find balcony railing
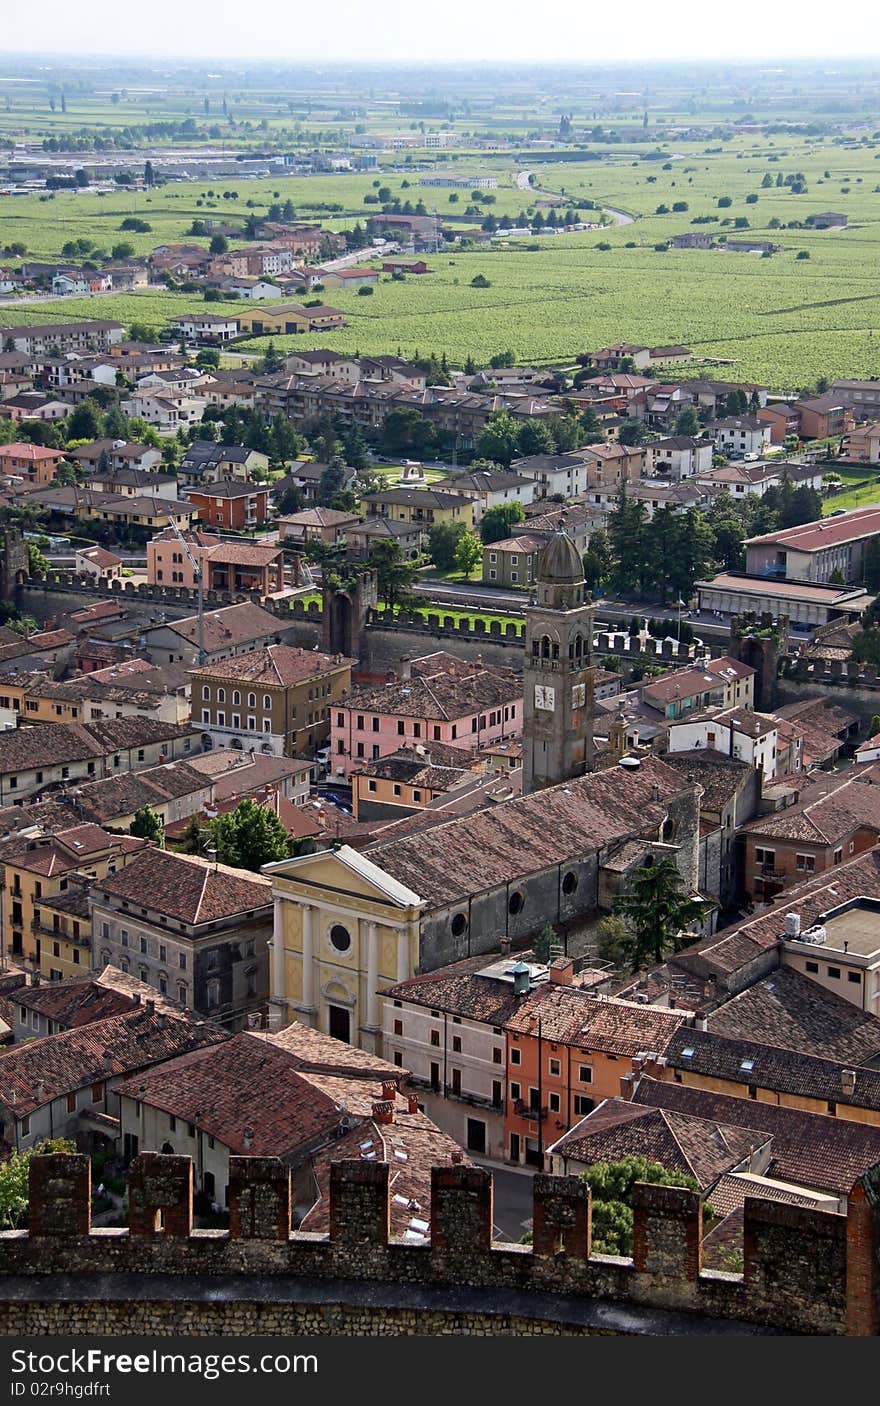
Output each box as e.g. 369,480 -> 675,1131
514,1098 -> 549,1122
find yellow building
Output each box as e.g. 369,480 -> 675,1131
34,875 -> 92,982
360,487 -> 474,532
237,304 -> 346,337
1,824 -> 146,976
264,845 -> 424,1052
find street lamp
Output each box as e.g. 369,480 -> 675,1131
676,597 -> 686,643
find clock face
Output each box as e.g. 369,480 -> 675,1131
534,684 -> 556,711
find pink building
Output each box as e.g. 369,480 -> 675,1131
147,529 -> 220,588
330,651 -> 523,780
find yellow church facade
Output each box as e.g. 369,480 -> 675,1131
263,845 -> 425,1052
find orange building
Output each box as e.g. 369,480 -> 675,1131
0,442 -> 66,485
147,529 -> 220,588
502,967 -> 684,1167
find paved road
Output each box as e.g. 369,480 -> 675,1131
473,1161 -> 536,1242
516,170 -> 533,190
603,207 -> 635,226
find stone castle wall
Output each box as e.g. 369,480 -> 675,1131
1,1152 -> 877,1337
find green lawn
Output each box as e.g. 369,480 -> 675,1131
822,473 -> 880,513
290,591 -> 523,634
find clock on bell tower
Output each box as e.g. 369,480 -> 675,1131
522,521 -> 595,795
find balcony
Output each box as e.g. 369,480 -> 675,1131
513,1098 -> 549,1122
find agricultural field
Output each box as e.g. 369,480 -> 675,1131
3,62 -> 880,391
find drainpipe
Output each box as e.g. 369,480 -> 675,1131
442,1009 -> 448,1101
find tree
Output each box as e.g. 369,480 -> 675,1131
209,234 -> 228,254
674,406 -> 701,437
581,527 -> 613,593
475,411 -> 522,468
480,502 -> 526,544
0,1140 -> 77,1228
130,804 -> 165,848
828,567 -> 846,585
206,798 -> 290,872
66,400 -> 104,441
144,160 -> 154,188
613,857 -> 709,971
111,241 -> 135,260
580,1158 -> 699,1256
453,529 -> 483,578
27,542 -> 49,579
428,520 -> 466,571
864,537 -> 880,593
618,419 -> 649,446
517,419 -> 556,458
608,489 -> 649,596
379,407 -> 437,458
868,715 -> 880,739
260,341 -> 284,374
317,455 -> 348,507
370,538 -> 421,611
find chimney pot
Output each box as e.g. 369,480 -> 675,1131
372,1099 -> 394,1125
243,1126 -> 254,1149
145,998 -> 155,1015
380,1079 -> 397,1100
407,1094 -> 419,1114
451,1150 -> 463,1164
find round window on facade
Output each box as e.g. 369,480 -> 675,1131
329,923 -> 352,953
508,891 -> 524,915
562,871 -> 578,896
450,912 -> 468,937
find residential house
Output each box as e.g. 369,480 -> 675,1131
830,381 -> 880,417
277,507 -> 361,547
120,388 -> 206,433
360,487 -> 474,535
0,823 -> 146,974
503,974 -> 684,1168
512,450 -> 592,501
343,516 -> 422,560
757,403 -> 800,445
146,528 -> 220,589
666,707 -> 780,781
0,321 -> 124,356
643,437 -> 714,480
141,601 -> 286,668
707,417 -> 773,458
351,743 -> 484,823
178,441 -> 270,484
482,533 -> 548,588
51,270 -> 112,296
442,470 -> 535,523
74,545 -> 123,583
315,267 -> 380,290
0,718 -> 199,806
697,460 -> 825,498
840,423 -> 880,465
67,441 -> 163,476
741,775 -> 880,902
0,443 -> 66,485
29,758 -> 212,832
172,314 -> 241,345
192,643 -> 352,758
0,1005 -> 226,1155
329,651 -> 522,781
641,657 -> 756,720
795,395 -> 854,441
12,962 -> 184,1039
184,480 -> 269,531
91,847 -> 273,1028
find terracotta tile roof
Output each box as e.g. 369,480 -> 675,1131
0,1007 -> 226,1118
550,1097 -> 768,1189
13,965 -> 184,1029
369,755 -> 694,907
254,1023 -> 407,1080
743,777 -> 880,848
93,848 -> 271,925
662,750 -> 752,816
506,985 -> 683,1057
185,751 -> 311,798
119,1031 -> 342,1155
707,1173 -> 837,1219
158,602 -> 282,652
381,954 -> 538,1025
706,968 -> 880,1064
204,542 -> 283,569
192,643 -> 350,688
634,1076 -> 880,1194
343,654 -> 520,723
665,1026 -> 880,1112
744,507 -> 880,553
8,825 -> 144,877
29,761 -> 208,829
674,847 -> 880,981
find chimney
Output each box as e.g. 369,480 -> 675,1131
550,957 -> 575,986
102,1054 -> 113,1075
243,1126 -> 254,1150
619,1072 -> 636,1100
372,1099 -> 394,1125
695,1015 -> 708,1032
35,1080 -> 46,1103
407,1094 -> 419,1114
145,998 -> 155,1015
399,656 -> 412,681
450,1150 -> 464,1164
131,992 -> 140,1005
380,1079 -> 397,1101
157,1012 -> 167,1030
842,1069 -> 857,1097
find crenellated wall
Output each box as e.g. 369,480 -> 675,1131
1,1153 -> 877,1337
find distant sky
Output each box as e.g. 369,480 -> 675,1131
2,0 -> 879,65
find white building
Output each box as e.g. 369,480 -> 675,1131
643,436 -> 714,481
667,707 -> 779,780
707,417 -> 773,459
512,451 -> 591,500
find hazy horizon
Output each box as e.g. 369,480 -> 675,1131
2,0 -> 880,66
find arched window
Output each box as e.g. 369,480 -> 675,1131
217,688 -> 226,704
541,635 -> 551,659
552,640 -> 560,660
177,982 -> 188,1004
574,634 -> 583,657
248,692 -> 256,708
263,694 -> 272,711
232,690 -> 241,706
202,685 -> 209,701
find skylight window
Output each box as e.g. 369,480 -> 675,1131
681,1046 -> 695,1058
740,1059 -> 754,1072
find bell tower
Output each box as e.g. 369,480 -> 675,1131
522,523 -> 595,795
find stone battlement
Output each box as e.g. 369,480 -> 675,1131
1,1153 -> 877,1336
